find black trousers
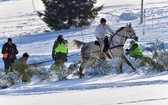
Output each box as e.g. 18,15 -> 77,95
54,52 -> 67,63
103,36 -> 110,52
3,59 -> 15,73
97,36 -> 109,52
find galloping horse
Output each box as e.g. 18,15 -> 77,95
79,23 -> 138,77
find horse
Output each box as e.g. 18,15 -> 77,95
78,23 -> 138,77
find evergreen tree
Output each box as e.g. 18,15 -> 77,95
39,0 -> 103,30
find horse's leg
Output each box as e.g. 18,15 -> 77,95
123,55 -> 136,72
79,56 -> 95,78
79,63 -> 85,78
118,57 -> 123,74
78,57 -> 89,78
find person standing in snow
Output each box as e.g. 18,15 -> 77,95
52,35 -> 68,65
1,38 -> 19,74
95,18 -> 114,52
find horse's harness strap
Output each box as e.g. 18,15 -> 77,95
104,45 -> 124,59
109,45 -> 124,49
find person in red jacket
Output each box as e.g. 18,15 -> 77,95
1,38 -> 19,74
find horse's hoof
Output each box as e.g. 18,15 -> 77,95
79,73 -> 85,78
73,71 -> 85,78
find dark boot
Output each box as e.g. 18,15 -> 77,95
79,72 -> 84,78
79,67 -> 84,78
103,36 -> 109,52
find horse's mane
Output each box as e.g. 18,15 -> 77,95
115,27 -> 125,33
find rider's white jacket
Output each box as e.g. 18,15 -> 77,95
95,24 -> 113,39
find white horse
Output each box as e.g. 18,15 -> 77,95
78,23 -> 138,77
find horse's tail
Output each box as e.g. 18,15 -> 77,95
68,39 -> 86,49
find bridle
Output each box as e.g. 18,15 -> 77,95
110,26 -> 136,42
104,26 -> 137,59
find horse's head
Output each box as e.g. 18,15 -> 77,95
125,23 -> 138,41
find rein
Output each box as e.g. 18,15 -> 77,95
110,27 -> 128,42
109,27 -> 127,48
109,26 -> 136,48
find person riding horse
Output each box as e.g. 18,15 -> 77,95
79,23 -> 138,78
95,18 -> 114,52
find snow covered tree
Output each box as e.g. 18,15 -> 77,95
39,0 -> 103,30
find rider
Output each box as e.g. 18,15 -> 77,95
95,18 -> 114,52
126,40 -> 143,59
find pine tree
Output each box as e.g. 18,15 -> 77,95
39,0 -> 103,30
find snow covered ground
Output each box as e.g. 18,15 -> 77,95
0,0 -> 168,105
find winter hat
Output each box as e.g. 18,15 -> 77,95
57,35 -> 63,41
130,40 -> 135,44
100,18 -> 106,23
8,38 -> 12,42
58,35 -> 63,39
23,52 -> 29,58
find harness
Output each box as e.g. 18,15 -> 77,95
105,45 -> 124,59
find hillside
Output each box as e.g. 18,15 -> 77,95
0,0 -> 168,105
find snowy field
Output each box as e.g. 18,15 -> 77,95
0,0 -> 168,105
